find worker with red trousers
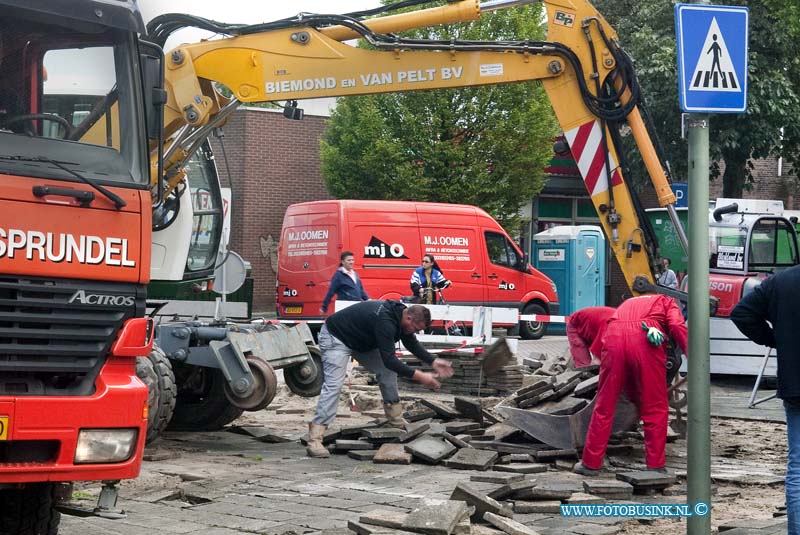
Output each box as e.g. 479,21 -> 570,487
574,294 -> 688,476
566,306 -> 616,368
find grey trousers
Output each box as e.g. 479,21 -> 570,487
312,324 -> 400,426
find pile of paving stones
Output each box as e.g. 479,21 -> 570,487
497,367 -> 600,416
392,349 -> 526,397
322,407 -> 677,535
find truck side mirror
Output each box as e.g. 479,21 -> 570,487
138,40 -> 166,141
138,39 -> 166,203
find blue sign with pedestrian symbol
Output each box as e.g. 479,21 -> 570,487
675,4 -> 748,113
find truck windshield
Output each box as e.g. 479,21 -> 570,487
749,218 -> 799,272
0,16 -> 146,186
709,226 -> 746,271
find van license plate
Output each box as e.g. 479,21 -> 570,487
0,416 -> 8,440
284,306 -> 303,314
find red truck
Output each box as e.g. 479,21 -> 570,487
0,1 -> 161,531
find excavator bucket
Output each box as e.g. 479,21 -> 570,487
497,395 -> 639,450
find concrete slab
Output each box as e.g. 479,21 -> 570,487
470,472 -> 525,485
359,509 -> 408,529
348,450 -> 378,461
484,512 -> 543,535
492,463 -> 548,475
402,499 -> 468,535
442,448 -> 498,471
450,482 -> 513,521
442,431 -> 473,449
373,444 -> 413,465
405,435 -> 457,464
513,500 -> 562,514
399,423 -> 431,443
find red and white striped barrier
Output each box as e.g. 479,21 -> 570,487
518,313 -> 569,324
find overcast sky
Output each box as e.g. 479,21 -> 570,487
139,1 -> 383,51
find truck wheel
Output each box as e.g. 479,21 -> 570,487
0,483 -> 60,534
136,347 -> 177,444
148,346 -> 177,441
519,303 -> 547,340
284,346 -> 324,398
167,365 -> 244,431
135,355 -> 160,443
223,357 -> 278,411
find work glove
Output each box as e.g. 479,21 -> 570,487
641,321 -> 665,346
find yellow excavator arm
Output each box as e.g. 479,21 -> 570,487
149,0 -> 682,292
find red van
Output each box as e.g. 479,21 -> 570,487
277,200 -> 559,339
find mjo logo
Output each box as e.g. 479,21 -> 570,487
363,236 -> 408,259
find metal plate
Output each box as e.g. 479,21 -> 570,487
284,306 -> 303,314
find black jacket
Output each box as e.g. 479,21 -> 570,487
325,300 -> 434,379
731,264 -> 800,399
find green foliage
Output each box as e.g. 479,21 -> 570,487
592,0 -> 800,197
320,3 -> 559,227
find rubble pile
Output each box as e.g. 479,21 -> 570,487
314,394 -> 677,535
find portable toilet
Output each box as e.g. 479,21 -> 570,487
532,226 -> 606,328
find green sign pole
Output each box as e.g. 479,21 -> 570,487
686,112 -> 711,535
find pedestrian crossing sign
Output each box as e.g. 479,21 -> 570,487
675,4 -> 748,113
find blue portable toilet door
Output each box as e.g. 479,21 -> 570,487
575,231 -> 605,309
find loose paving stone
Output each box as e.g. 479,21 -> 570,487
359,509 -> 408,529
445,421 -> 483,434
574,375 -> 600,397
482,409 -> 502,425
563,492 -> 603,504
533,449 -> 578,462
363,428 -> 405,443
453,518 -> 471,535
454,397 -> 484,422
615,471 -> 677,492
339,423 -> 381,438
497,454 -> 534,464
405,408 -> 438,422
582,479 -> 634,496
442,448 -> 499,471
420,399 -> 462,420
334,439 -> 374,452
484,512 -> 543,535
488,479 -> 537,501
492,463 -> 548,475
405,435 -> 457,464
472,526 -> 506,535
399,423 -> 431,443
348,450 -> 378,461
513,500 -> 562,514
227,426 -> 293,443
514,485 -> 572,501
442,431 -> 473,449
373,443 -> 413,465
470,472 -> 525,485
536,397 -> 588,416
717,518 -> 789,531
402,499 -> 469,535
450,482 -> 513,521
483,423 -> 519,441
275,407 -> 306,415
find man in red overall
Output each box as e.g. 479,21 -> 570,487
567,306 -> 616,368
574,294 -> 688,475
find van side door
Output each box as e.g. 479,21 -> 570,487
483,231 -> 527,307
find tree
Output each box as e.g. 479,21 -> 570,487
592,0 -> 800,198
320,3 -> 558,228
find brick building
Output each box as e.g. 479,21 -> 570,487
211,106 -> 796,312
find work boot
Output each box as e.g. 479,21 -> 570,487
383,402 -> 407,429
306,422 -> 330,458
573,461 -> 601,477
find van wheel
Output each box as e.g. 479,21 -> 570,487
519,303 -> 547,340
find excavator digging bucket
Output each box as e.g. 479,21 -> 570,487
497,395 -> 639,450
480,337 -> 514,376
